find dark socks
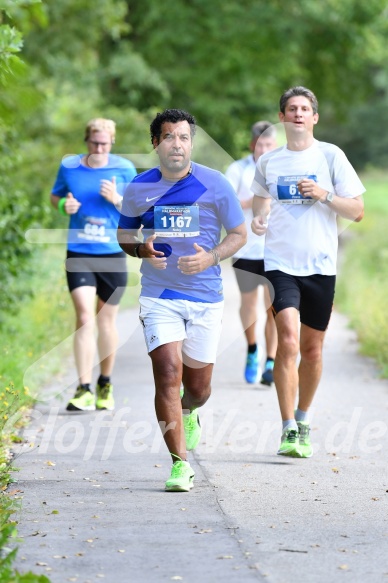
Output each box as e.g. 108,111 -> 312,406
97,374 -> 110,387
248,343 -> 257,354
80,383 -> 91,392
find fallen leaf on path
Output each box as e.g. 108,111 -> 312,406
217,555 -> 233,559
338,565 -> 349,570
7,489 -> 22,496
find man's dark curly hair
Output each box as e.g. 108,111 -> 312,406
150,109 -> 196,144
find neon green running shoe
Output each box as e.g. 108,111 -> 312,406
66,386 -> 95,411
297,421 -> 313,458
277,428 -> 302,457
96,383 -> 115,410
183,409 -> 201,451
165,460 -> 195,492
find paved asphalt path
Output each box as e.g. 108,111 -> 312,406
12,263 -> 388,583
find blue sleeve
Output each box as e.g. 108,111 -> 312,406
216,173 -> 244,229
116,164 -> 137,196
118,181 -> 142,230
51,165 -> 68,197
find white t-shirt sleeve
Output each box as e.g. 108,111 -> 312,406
331,148 -> 365,198
224,161 -> 243,192
251,156 -> 271,198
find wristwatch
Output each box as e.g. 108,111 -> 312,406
133,243 -> 143,258
325,191 -> 334,203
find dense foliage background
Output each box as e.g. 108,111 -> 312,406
1,0 -> 388,315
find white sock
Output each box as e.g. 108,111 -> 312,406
282,419 -> 298,432
295,408 -> 308,423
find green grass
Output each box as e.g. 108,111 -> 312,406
336,169 -> 388,376
0,244 -> 140,580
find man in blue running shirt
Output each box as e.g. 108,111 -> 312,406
118,109 -> 246,492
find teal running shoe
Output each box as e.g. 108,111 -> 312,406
183,409 -> 202,450
297,421 -> 313,458
66,386 -> 95,411
96,382 -> 115,410
245,346 -> 262,383
277,428 -> 302,457
165,460 -> 195,492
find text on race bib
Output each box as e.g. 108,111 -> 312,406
77,216 -> 111,242
154,205 -> 200,237
277,175 -> 317,205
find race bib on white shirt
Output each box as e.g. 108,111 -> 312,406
277,175 -> 317,205
154,205 -> 200,237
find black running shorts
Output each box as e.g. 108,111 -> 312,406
232,258 -> 268,293
265,270 -> 336,331
65,251 -> 128,305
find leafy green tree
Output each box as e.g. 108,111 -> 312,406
124,0 -> 388,159
0,1 -> 46,320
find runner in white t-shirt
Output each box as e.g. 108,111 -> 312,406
225,122 -> 277,386
251,86 -> 365,458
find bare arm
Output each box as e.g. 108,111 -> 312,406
178,222 -> 247,275
325,194 -> 364,222
50,192 -> 81,214
117,226 -> 166,268
251,195 -> 271,236
297,179 -> 364,222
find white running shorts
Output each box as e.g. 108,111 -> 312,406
139,297 -> 224,363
